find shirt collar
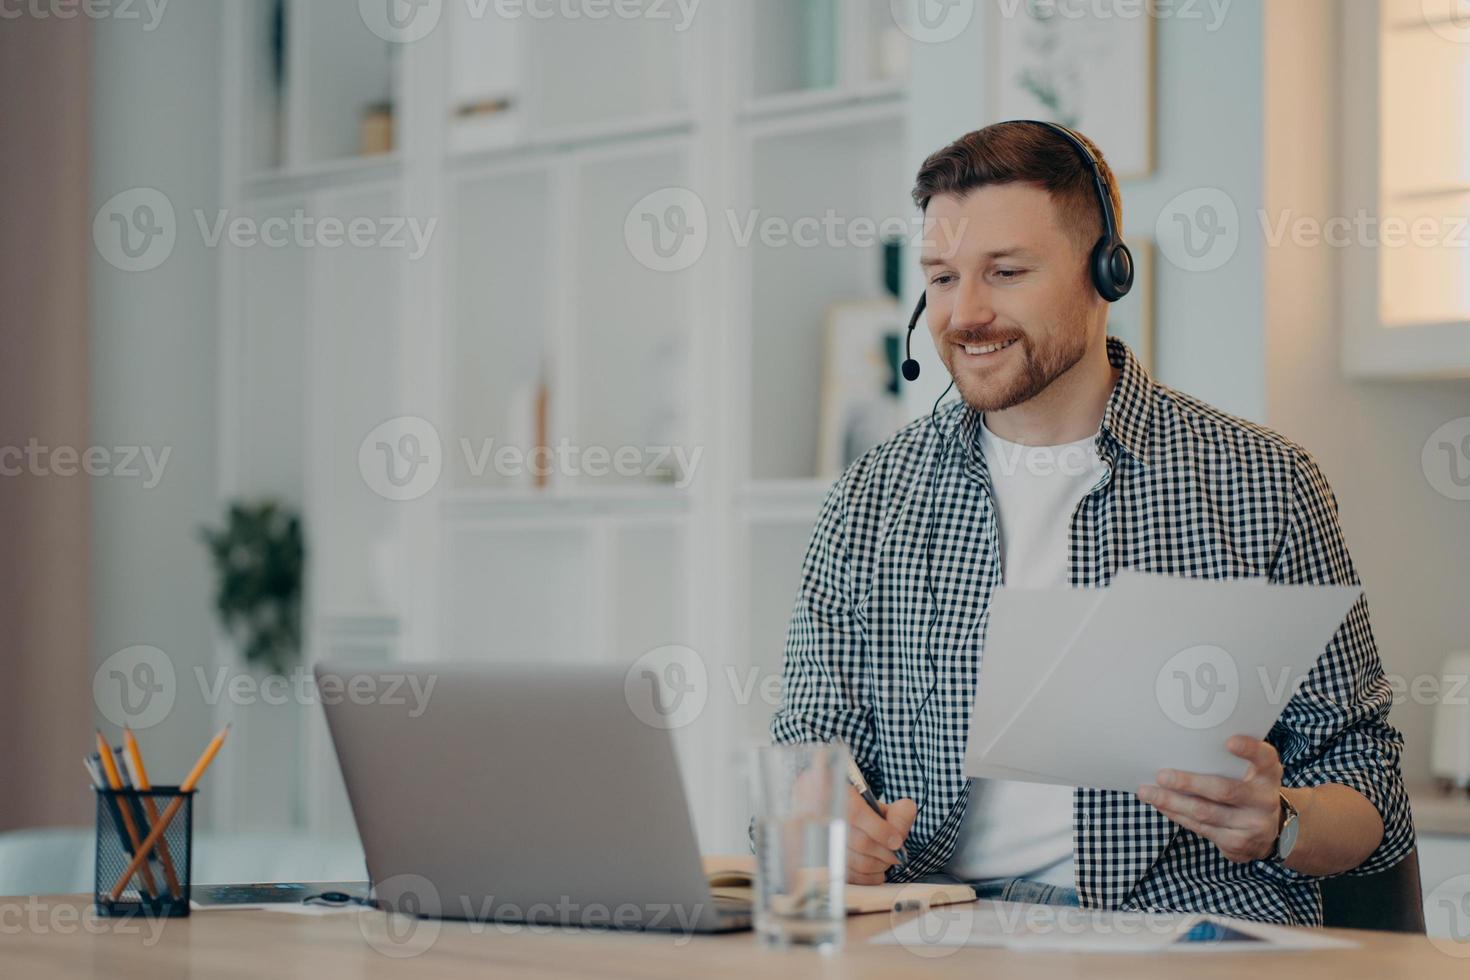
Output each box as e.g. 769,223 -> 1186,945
949,336 -> 1154,468
1099,336 -> 1154,467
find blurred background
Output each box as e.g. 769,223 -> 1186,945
2,0 -> 1470,921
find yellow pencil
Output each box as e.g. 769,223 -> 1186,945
122,728 -> 182,900
95,731 -> 159,900
108,724 -> 229,902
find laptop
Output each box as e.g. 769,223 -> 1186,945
316,661 -> 752,933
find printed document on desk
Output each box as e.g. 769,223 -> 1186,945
872,901 -> 1358,953
965,571 -> 1361,793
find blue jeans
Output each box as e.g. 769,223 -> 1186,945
972,877 -> 1080,907
918,872 -> 1080,907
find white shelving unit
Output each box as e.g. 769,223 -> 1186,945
214,0 -> 913,852
1341,0 -> 1470,378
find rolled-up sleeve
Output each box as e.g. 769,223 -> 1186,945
769,467 -> 884,794
1259,450 -> 1415,880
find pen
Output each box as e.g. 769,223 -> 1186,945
844,755 -> 908,867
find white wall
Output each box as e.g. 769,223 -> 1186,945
90,5 -> 222,788
1263,0 -> 1470,783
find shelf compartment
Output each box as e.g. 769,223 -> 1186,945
529,8 -> 691,134
745,113 -> 910,481
241,0 -> 400,173
564,144 -> 694,490
447,164 -> 555,492
306,183 -> 407,615
744,0 -> 908,104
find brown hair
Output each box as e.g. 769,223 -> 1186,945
911,121 -> 1122,257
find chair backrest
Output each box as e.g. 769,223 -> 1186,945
1319,849 -> 1425,933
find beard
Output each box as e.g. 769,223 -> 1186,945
938,314 -> 1091,414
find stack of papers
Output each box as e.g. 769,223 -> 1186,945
964,571 -> 1361,792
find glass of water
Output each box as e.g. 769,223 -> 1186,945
749,742 -> 848,949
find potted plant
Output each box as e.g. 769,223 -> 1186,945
200,500 -> 304,676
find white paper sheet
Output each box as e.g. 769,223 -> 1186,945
964,585 -> 1106,771
966,571 -> 1361,793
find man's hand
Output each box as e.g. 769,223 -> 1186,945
845,788 -> 916,885
1136,735 -> 1283,864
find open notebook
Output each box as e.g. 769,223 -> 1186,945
701,855 -> 975,915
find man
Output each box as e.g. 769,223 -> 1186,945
770,121 -> 1414,924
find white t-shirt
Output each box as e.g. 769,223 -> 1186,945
943,414 -> 1107,888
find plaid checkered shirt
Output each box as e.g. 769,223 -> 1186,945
770,337 -> 1415,925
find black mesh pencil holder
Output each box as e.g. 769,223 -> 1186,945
94,787 -> 193,918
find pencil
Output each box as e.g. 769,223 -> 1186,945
122,728 -> 183,900
107,724 -> 229,902
95,731 -> 159,900
844,753 -> 909,867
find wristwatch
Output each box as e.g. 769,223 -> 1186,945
1268,791 -> 1300,863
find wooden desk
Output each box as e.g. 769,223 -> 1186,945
6,896 -> 1469,979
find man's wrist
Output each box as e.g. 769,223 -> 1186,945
1255,783 -> 1388,877
1268,790 -> 1301,863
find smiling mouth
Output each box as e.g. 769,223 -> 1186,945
956,337 -> 1020,357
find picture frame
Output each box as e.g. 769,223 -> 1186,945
816,298 -> 908,478
991,0 -> 1156,179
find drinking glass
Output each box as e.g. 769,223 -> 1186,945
749,742 -> 848,948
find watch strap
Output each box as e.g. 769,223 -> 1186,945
1268,791 -> 1298,863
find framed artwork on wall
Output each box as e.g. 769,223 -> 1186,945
817,298 -> 908,478
991,0 -> 1156,179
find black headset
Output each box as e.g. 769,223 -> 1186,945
900,120 -> 1133,382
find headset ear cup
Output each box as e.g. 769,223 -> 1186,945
1110,241 -> 1135,298
1091,238 -> 1134,302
